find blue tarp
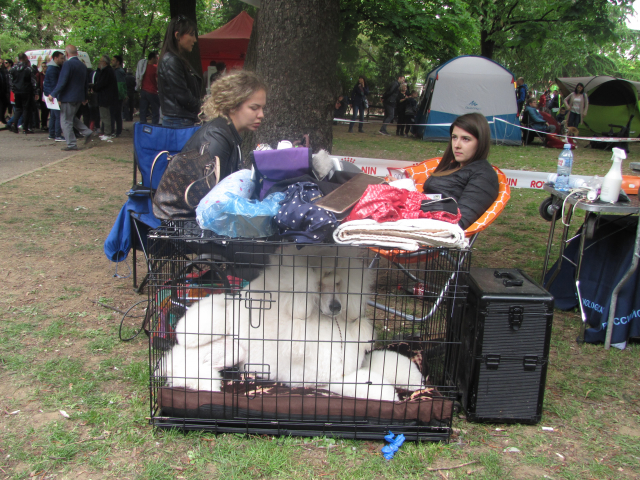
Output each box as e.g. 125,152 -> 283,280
545,215 -> 640,347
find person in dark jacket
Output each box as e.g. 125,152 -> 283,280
158,16 -> 203,127
525,98 -> 556,133
515,77 -> 527,115
48,45 -> 94,151
0,59 -> 11,124
9,53 -> 39,134
423,113 -> 499,230
92,55 -> 118,136
403,90 -> 418,137
43,51 -> 65,140
181,70 -> 265,179
35,60 -> 49,130
395,84 -> 408,136
110,55 -> 126,136
123,69 -> 136,121
348,76 -> 369,133
379,74 -> 404,135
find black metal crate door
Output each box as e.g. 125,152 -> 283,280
146,221 -> 471,441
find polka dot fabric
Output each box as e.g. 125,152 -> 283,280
275,182 -> 338,243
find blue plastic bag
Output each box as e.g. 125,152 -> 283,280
197,176 -> 285,237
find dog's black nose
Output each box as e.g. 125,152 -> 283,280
329,299 -> 342,314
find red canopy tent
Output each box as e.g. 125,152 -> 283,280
199,11 -> 254,73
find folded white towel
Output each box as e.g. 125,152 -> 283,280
333,218 -> 469,251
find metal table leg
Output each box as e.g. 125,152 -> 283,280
541,201 -> 559,284
543,202 -> 574,289
604,217 -> 640,349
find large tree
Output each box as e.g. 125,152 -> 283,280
465,0 -> 633,60
243,0 -> 340,154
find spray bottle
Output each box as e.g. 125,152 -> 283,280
599,148 -> 626,203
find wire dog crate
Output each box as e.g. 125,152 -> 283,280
146,221 -> 470,441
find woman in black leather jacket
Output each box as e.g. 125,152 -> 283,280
158,16 -> 202,127
181,70 -> 266,181
423,113 -> 499,230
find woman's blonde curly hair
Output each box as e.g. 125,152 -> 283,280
201,70 -> 266,122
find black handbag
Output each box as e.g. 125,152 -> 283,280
152,143 -> 220,220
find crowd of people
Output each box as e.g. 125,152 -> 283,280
0,16 -> 240,152
516,76 -> 589,137
0,47 -> 145,149
334,74 -> 419,137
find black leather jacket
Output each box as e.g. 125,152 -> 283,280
423,159 -> 499,230
9,62 -> 37,95
157,51 -> 202,121
181,116 -> 242,181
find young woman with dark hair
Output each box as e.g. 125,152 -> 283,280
423,112 -> 499,229
563,82 -> 588,129
158,16 -> 203,127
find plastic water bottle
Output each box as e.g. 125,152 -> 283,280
600,147 -> 625,203
547,174 -> 586,189
555,144 -> 574,192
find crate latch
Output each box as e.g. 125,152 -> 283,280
508,306 -> 524,330
523,356 -> 538,371
485,354 -> 501,369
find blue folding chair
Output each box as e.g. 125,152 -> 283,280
104,122 -> 201,292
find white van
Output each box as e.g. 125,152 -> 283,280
25,49 -> 93,70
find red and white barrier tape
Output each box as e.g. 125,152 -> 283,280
329,154 -> 606,190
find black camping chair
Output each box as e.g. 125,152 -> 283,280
521,109 -> 549,145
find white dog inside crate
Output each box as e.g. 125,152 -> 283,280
161,244 -> 423,402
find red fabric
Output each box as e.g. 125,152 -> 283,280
538,94 -> 546,109
198,11 -> 253,73
346,185 -> 461,224
141,63 -> 158,94
540,112 -> 576,149
36,72 -> 45,93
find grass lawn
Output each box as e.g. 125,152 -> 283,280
0,128 -> 638,479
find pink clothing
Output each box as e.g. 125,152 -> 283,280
346,184 -> 461,224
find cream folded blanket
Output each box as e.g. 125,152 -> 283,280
333,218 -> 469,251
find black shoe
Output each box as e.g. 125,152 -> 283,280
378,130 -> 390,136
61,146 -> 78,151
11,126 -> 19,134
24,129 -> 34,135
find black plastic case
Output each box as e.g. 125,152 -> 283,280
457,268 -> 554,424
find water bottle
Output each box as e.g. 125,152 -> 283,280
547,174 -> 586,189
555,144 -> 574,192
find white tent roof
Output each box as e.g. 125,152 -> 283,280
428,56 -> 516,117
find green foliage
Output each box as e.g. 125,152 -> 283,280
0,0 -> 230,69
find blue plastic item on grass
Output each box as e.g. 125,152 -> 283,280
381,432 -> 405,460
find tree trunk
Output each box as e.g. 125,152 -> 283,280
169,0 -> 203,84
480,30 -> 495,59
245,0 -> 340,155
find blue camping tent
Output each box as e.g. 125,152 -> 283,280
416,56 -> 522,145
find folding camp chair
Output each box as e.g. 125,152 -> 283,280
104,122 -> 201,292
368,157 -> 511,322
